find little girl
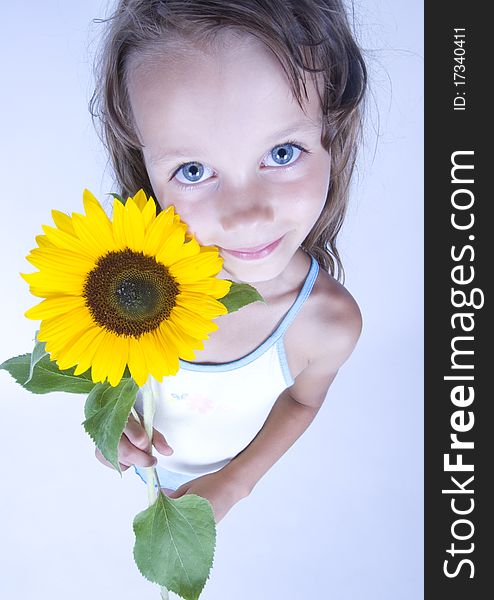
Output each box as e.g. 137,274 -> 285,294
92,0 -> 367,523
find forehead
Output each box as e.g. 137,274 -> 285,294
125,31 -> 323,154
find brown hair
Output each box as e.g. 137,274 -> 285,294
90,0 -> 367,280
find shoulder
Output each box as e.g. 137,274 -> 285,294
284,263 -> 362,406
305,267 -> 363,368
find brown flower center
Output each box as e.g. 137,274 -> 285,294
83,249 -> 179,337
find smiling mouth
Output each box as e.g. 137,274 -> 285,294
220,236 -> 284,261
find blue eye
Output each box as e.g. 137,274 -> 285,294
264,142 -> 303,167
172,141 -> 307,189
175,161 -> 213,184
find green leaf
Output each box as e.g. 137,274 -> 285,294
82,378 -> 139,474
0,353 -> 96,394
25,331 -> 49,385
219,281 -> 264,314
133,493 -> 216,600
109,192 -> 125,205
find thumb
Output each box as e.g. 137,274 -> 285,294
152,427 -> 174,456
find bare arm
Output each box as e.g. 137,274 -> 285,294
221,385 -> 331,495
222,291 -> 362,495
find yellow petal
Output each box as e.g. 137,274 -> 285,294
91,331 -> 127,385
161,204 -> 176,218
25,295 -> 86,320
168,237 -> 201,263
159,319 -> 201,360
36,234 -> 57,248
112,199 -> 128,250
23,285 -> 61,298
82,190 -> 116,246
175,291 -> 228,318
71,213 -> 115,257
52,210 -> 76,235
170,305 -> 219,337
142,208 -> 176,256
39,308 -> 95,352
26,246 -> 95,273
180,277 -> 232,299
127,336 -> 149,387
155,227 -> 186,265
143,330 -> 180,380
123,198 -> 145,251
41,224 -> 99,260
141,196 -> 157,231
107,336 -> 129,387
168,251 -> 223,282
55,326 -> 103,371
150,327 -> 180,376
131,189 -> 148,211
21,270 -> 86,296
73,328 -> 108,377
137,331 -> 173,379
82,189 -> 107,219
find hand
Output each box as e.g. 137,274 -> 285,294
164,470 -> 249,524
95,411 -> 173,471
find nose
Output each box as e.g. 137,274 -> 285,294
218,179 -> 275,233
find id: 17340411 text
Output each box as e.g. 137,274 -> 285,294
453,28 -> 467,111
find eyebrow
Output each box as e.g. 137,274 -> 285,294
149,119 -> 321,163
265,119 -> 322,144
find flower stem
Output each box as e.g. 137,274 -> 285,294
141,385 -> 162,504
141,384 -> 169,599
130,406 -> 141,424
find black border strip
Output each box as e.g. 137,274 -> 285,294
425,2 -> 490,597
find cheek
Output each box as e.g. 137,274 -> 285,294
181,207 -> 210,244
162,196 -> 213,246
285,160 -> 330,221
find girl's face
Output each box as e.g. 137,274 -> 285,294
126,33 -> 331,283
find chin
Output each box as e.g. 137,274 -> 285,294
222,257 -> 288,284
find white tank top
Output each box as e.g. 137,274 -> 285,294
134,254 -> 319,477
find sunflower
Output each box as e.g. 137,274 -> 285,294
22,190 -> 231,387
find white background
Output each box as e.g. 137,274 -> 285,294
0,1 -> 423,598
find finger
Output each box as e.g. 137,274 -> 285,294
95,446 -> 131,471
125,413 -> 174,456
160,488 -> 175,497
119,435 -> 158,467
95,437 -> 156,469
123,412 -> 151,452
152,428 -> 174,456
167,485 -> 187,499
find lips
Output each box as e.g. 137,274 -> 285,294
220,236 -> 284,261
